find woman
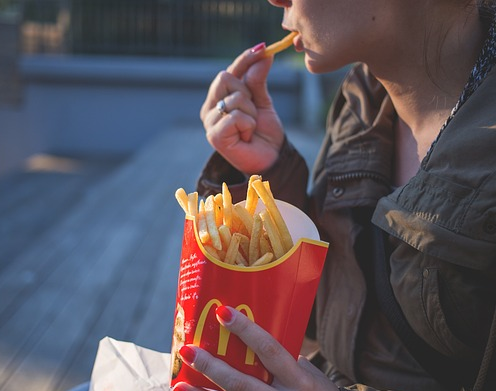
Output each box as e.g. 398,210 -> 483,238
173,0 -> 496,390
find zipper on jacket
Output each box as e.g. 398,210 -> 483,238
328,171 -> 390,187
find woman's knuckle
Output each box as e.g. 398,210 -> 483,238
296,374 -> 315,390
225,376 -> 250,391
256,338 -> 281,359
232,90 -> 246,102
217,70 -> 230,83
193,355 -> 212,375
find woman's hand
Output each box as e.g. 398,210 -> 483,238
200,45 -> 286,175
173,306 -> 339,391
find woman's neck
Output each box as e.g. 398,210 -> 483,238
370,5 -> 487,185
378,9 -> 484,130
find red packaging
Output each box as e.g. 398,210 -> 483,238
170,200 -> 328,390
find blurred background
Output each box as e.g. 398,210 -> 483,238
0,1 -> 345,390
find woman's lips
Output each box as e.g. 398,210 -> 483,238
293,34 -> 304,52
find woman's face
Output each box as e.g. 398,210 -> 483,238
267,0 -> 403,74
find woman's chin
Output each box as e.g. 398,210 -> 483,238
305,55 -> 348,75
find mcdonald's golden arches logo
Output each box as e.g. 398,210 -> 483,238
193,299 -> 255,365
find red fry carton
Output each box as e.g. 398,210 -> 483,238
170,200 -> 329,390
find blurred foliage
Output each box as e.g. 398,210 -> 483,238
0,0 -> 14,10
21,0 -> 287,58
0,0 -> 21,20
23,0 -> 59,23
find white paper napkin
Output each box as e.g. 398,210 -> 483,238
89,337 -> 171,391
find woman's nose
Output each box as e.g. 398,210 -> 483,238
267,0 -> 291,8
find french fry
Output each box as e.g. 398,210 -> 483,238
237,233 -> 250,260
188,192 -> 199,218
205,195 -> 222,250
234,203 -> 254,234
218,225 -> 232,249
232,210 -> 250,237
198,199 -> 209,244
259,209 -> 285,259
249,214 -> 263,264
175,188 -> 189,214
264,31 -> 298,57
260,234 -> 272,255
236,251 -> 248,267
224,232 -> 241,265
217,249 -> 227,262
252,179 -> 293,252
263,181 -> 273,198
222,182 -> 233,228
204,244 -> 220,259
251,252 -> 274,267
175,174 -> 297,267
214,193 -> 223,227
245,174 -> 261,215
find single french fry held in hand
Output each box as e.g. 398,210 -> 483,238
175,175 -> 296,267
264,31 -> 298,57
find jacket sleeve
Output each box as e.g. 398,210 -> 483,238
196,136 -> 310,211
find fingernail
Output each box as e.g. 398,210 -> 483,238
179,345 -> 196,365
173,384 -> 188,391
251,42 -> 266,53
216,305 -> 233,324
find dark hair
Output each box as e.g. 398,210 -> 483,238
422,1 -> 495,91
478,0 -> 496,25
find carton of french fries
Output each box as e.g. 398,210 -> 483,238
170,175 -> 329,390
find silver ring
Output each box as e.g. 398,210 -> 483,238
216,99 -> 227,116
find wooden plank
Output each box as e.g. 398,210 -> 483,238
0,157 -> 126,270
54,197 -> 184,391
0,127 -> 212,391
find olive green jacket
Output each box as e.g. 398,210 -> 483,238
197,63 -> 496,391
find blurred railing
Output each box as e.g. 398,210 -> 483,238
19,0 -> 286,58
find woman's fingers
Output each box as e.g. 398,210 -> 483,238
217,90 -> 258,120
226,44 -> 270,79
204,109 -> 257,145
178,345 -> 273,391
214,306 -> 307,389
203,91 -> 257,131
228,47 -> 273,109
201,75 -> 259,145
176,307 -> 339,391
200,46 -> 272,119
200,70 -> 253,122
